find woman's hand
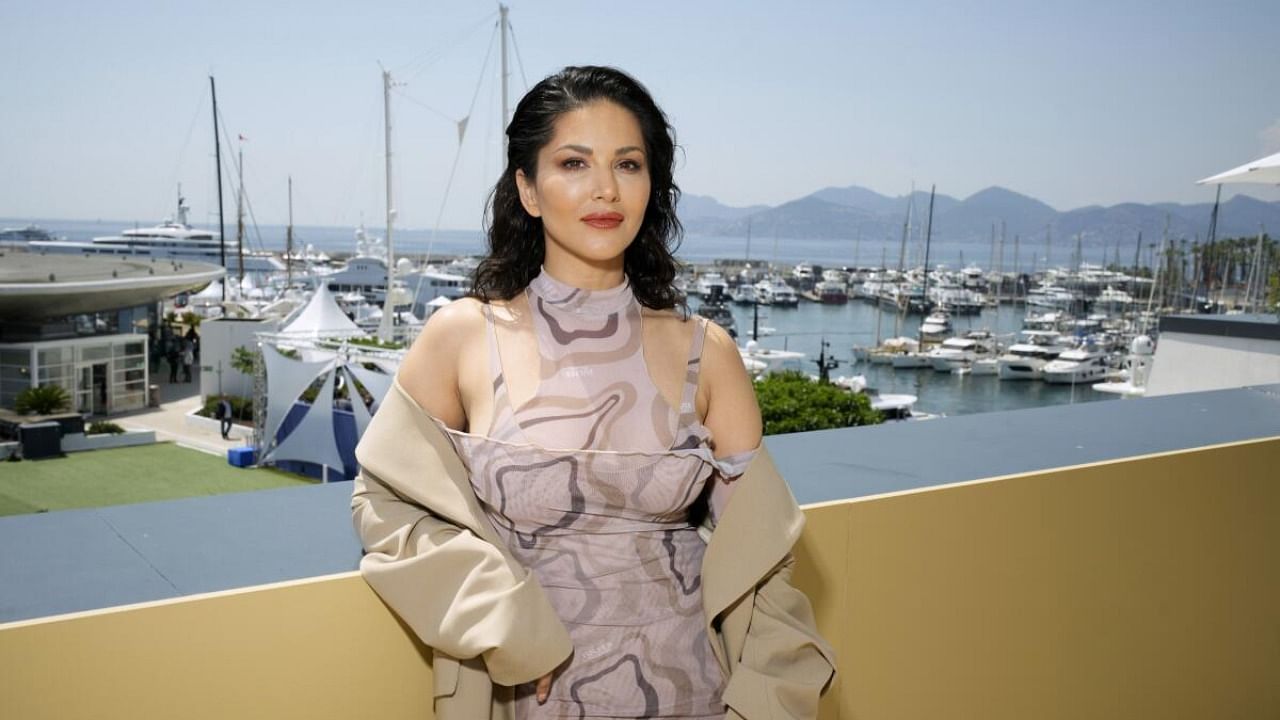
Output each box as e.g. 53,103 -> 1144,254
536,671 -> 553,703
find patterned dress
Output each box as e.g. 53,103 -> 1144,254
436,269 -> 754,719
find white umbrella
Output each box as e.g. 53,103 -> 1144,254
1196,150 -> 1280,185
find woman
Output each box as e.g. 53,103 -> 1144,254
352,66 -> 833,719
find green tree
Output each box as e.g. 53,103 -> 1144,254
753,370 -> 882,435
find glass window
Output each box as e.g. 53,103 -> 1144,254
78,345 -> 112,362
39,348 -> 70,365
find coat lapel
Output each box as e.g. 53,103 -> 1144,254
354,379 -> 506,550
701,446 -> 805,623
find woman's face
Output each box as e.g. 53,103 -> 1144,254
516,100 -> 651,275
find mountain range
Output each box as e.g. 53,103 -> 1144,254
678,185 -> 1280,250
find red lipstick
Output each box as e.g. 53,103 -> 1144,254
581,212 -> 623,229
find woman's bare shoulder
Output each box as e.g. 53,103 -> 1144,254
398,297 -> 487,423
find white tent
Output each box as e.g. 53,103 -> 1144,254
1197,150 -> 1280,185
280,283 -> 363,337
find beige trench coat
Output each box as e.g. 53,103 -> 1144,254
352,380 -> 835,719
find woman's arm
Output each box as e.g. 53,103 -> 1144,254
351,301 -> 572,686
698,320 -> 763,461
698,323 -> 835,718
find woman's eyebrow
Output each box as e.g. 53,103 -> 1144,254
551,144 -> 645,156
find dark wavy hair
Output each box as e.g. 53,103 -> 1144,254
471,65 -> 684,310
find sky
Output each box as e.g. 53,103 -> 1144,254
3,0 -> 1279,232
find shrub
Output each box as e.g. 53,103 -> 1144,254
753,370 -> 883,435
88,421 -> 126,435
200,395 -> 255,421
14,384 -> 71,415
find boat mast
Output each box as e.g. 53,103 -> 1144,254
377,68 -> 397,342
918,185 -> 936,348
236,143 -> 245,288
894,189 -> 913,336
286,176 -> 294,290
210,76 -> 227,301
500,3 -> 510,159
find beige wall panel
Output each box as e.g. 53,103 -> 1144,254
842,438 -> 1280,720
2,439 -> 1276,720
793,501 -> 853,719
0,574 -> 437,720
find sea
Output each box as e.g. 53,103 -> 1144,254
7,217 -> 1119,418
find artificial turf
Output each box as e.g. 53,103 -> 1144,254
0,442 -> 314,516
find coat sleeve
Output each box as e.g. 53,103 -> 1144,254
351,465 -> 573,687
720,553 -> 836,720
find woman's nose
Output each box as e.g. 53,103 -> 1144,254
592,167 -> 620,202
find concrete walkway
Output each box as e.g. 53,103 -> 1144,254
111,373 -> 251,458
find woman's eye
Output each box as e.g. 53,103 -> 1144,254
561,158 -> 586,170
618,159 -> 643,172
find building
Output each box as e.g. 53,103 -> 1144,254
0,249 -> 223,415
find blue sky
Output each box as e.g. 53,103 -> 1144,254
3,0 -> 1278,231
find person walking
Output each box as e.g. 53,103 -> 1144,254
181,341 -> 195,383
167,341 -> 180,383
216,395 -> 233,439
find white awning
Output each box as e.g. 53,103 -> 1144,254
1197,150 -> 1280,185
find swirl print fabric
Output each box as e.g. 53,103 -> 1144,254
437,270 -> 752,719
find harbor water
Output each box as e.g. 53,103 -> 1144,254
704,297 -> 1118,418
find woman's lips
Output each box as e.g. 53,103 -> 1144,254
581,212 -> 623,229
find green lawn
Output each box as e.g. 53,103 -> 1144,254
0,443 -> 315,516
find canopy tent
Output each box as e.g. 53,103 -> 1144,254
279,283 -> 363,337
1197,150 -> 1280,185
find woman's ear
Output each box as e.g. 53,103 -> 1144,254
515,169 -> 541,218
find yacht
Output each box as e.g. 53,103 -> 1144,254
1042,344 -> 1111,385
918,308 -> 952,342
739,339 -> 806,377
0,224 -> 58,244
997,330 -> 1071,380
755,278 -> 799,307
27,195 -> 284,276
1092,286 -> 1136,314
696,288 -> 737,338
729,283 -> 757,305
928,332 -> 996,372
694,272 -> 726,298
1025,285 -> 1078,311
815,279 -> 849,304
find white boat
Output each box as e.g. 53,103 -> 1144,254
739,340 -> 806,377
729,283 -> 757,305
1042,344 -> 1111,384
1092,286 -> 1135,313
890,351 -> 933,369
694,272 -> 726,298
1025,285 -> 1078,310
868,393 -> 938,421
755,278 -> 799,307
918,309 -> 952,341
28,193 -> 284,277
997,330 -> 1070,380
815,279 -> 848,304
865,336 -> 920,364
967,357 -> 1000,375
928,333 -> 995,372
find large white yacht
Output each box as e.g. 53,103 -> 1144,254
928,332 -> 996,372
755,278 -> 799,307
27,195 -> 284,276
997,330 -> 1071,380
1042,344 -> 1112,385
